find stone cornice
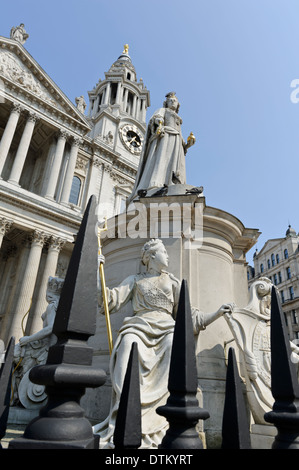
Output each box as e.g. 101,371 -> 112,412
0,181 -> 81,239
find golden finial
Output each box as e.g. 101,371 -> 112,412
123,44 -> 129,54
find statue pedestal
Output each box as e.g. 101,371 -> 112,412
250,424 -> 276,449
82,187 -> 259,447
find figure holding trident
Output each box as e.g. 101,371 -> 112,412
97,217 -> 113,355
94,238 -> 233,448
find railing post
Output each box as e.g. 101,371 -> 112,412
113,342 -> 141,449
156,280 -> 209,449
264,286 -> 299,449
9,196 -> 106,449
221,347 -> 251,449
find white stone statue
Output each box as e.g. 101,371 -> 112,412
10,24 -> 29,45
12,276 -> 63,409
128,92 -> 195,202
93,239 -> 233,448
75,95 -> 87,114
224,277 -> 299,425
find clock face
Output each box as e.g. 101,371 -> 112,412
120,125 -> 144,154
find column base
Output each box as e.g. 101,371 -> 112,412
7,179 -> 21,187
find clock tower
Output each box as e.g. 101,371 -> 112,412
87,45 -> 150,212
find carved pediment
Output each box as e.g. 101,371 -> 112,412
258,238 -> 284,257
0,49 -> 63,109
0,37 -> 90,131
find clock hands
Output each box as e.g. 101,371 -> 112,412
128,135 -> 141,147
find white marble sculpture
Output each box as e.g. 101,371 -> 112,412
224,277 -> 299,425
12,276 -> 63,409
128,92 -> 195,202
93,238 -> 233,448
75,95 -> 87,114
10,24 -> 29,45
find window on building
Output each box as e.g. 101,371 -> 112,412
278,271 -> 282,283
69,176 -> 81,205
284,313 -> 288,326
276,254 -> 280,264
126,92 -> 134,115
289,286 -> 295,300
110,83 -> 118,105
271,254 -> 275,266
98,92 -> 103,111
274,273 -> 278,285
260,263 -> 264,273
286,267 -> 291,279
292,310 -> 298,324
284,248 -> 289,259
267,259 -> 271,269
127,72 -> 131,80
119,197 -> 126,214
281,290 -> 285,303
295,331 -> 299,340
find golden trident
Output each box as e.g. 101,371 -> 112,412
98,217 -> 113,355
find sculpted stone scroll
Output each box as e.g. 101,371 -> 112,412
11,276 -> 63,409
93,239 -> 233,448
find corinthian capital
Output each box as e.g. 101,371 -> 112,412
71,136 -> 83,148
11,102 -> 22,114
30,230 -> 48,247
0,217 -> 13,236
27,112 -> 39,123
48,236 -> 66,252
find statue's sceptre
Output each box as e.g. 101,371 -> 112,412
98,218 -> 113,355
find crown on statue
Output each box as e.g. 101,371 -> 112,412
47,276 -> 64,295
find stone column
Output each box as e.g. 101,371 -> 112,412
0,217 -> 13,249
132,95 -> 137,118
85,156 -> 103,203
0,103 -> 22,177
0,245 -> 20,343
115,82 -> 122,105
9,230 -> 46,342
140,99 -> 146,122
103,82 -> 111,105
8,112 -> 38,186
29,235 -> 66,333
60,137 -> 81,205
44,130 -> 68,200
123,88 -> 128,112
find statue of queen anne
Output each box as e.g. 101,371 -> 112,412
128,92 -> 195,203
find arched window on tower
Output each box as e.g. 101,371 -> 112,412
69,175 -> 82,205
126,92 -> 134,115
110,83 -> 118,105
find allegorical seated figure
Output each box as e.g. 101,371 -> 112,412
12,276 -> 63,409
128,92 -> 195,202
224,276 -> 299,425
93,238 -> 233,448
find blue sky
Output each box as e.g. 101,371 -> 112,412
1,0 -> 299,262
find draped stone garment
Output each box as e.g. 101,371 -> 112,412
129,106 -> 186,202
93,272 -> 205,448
